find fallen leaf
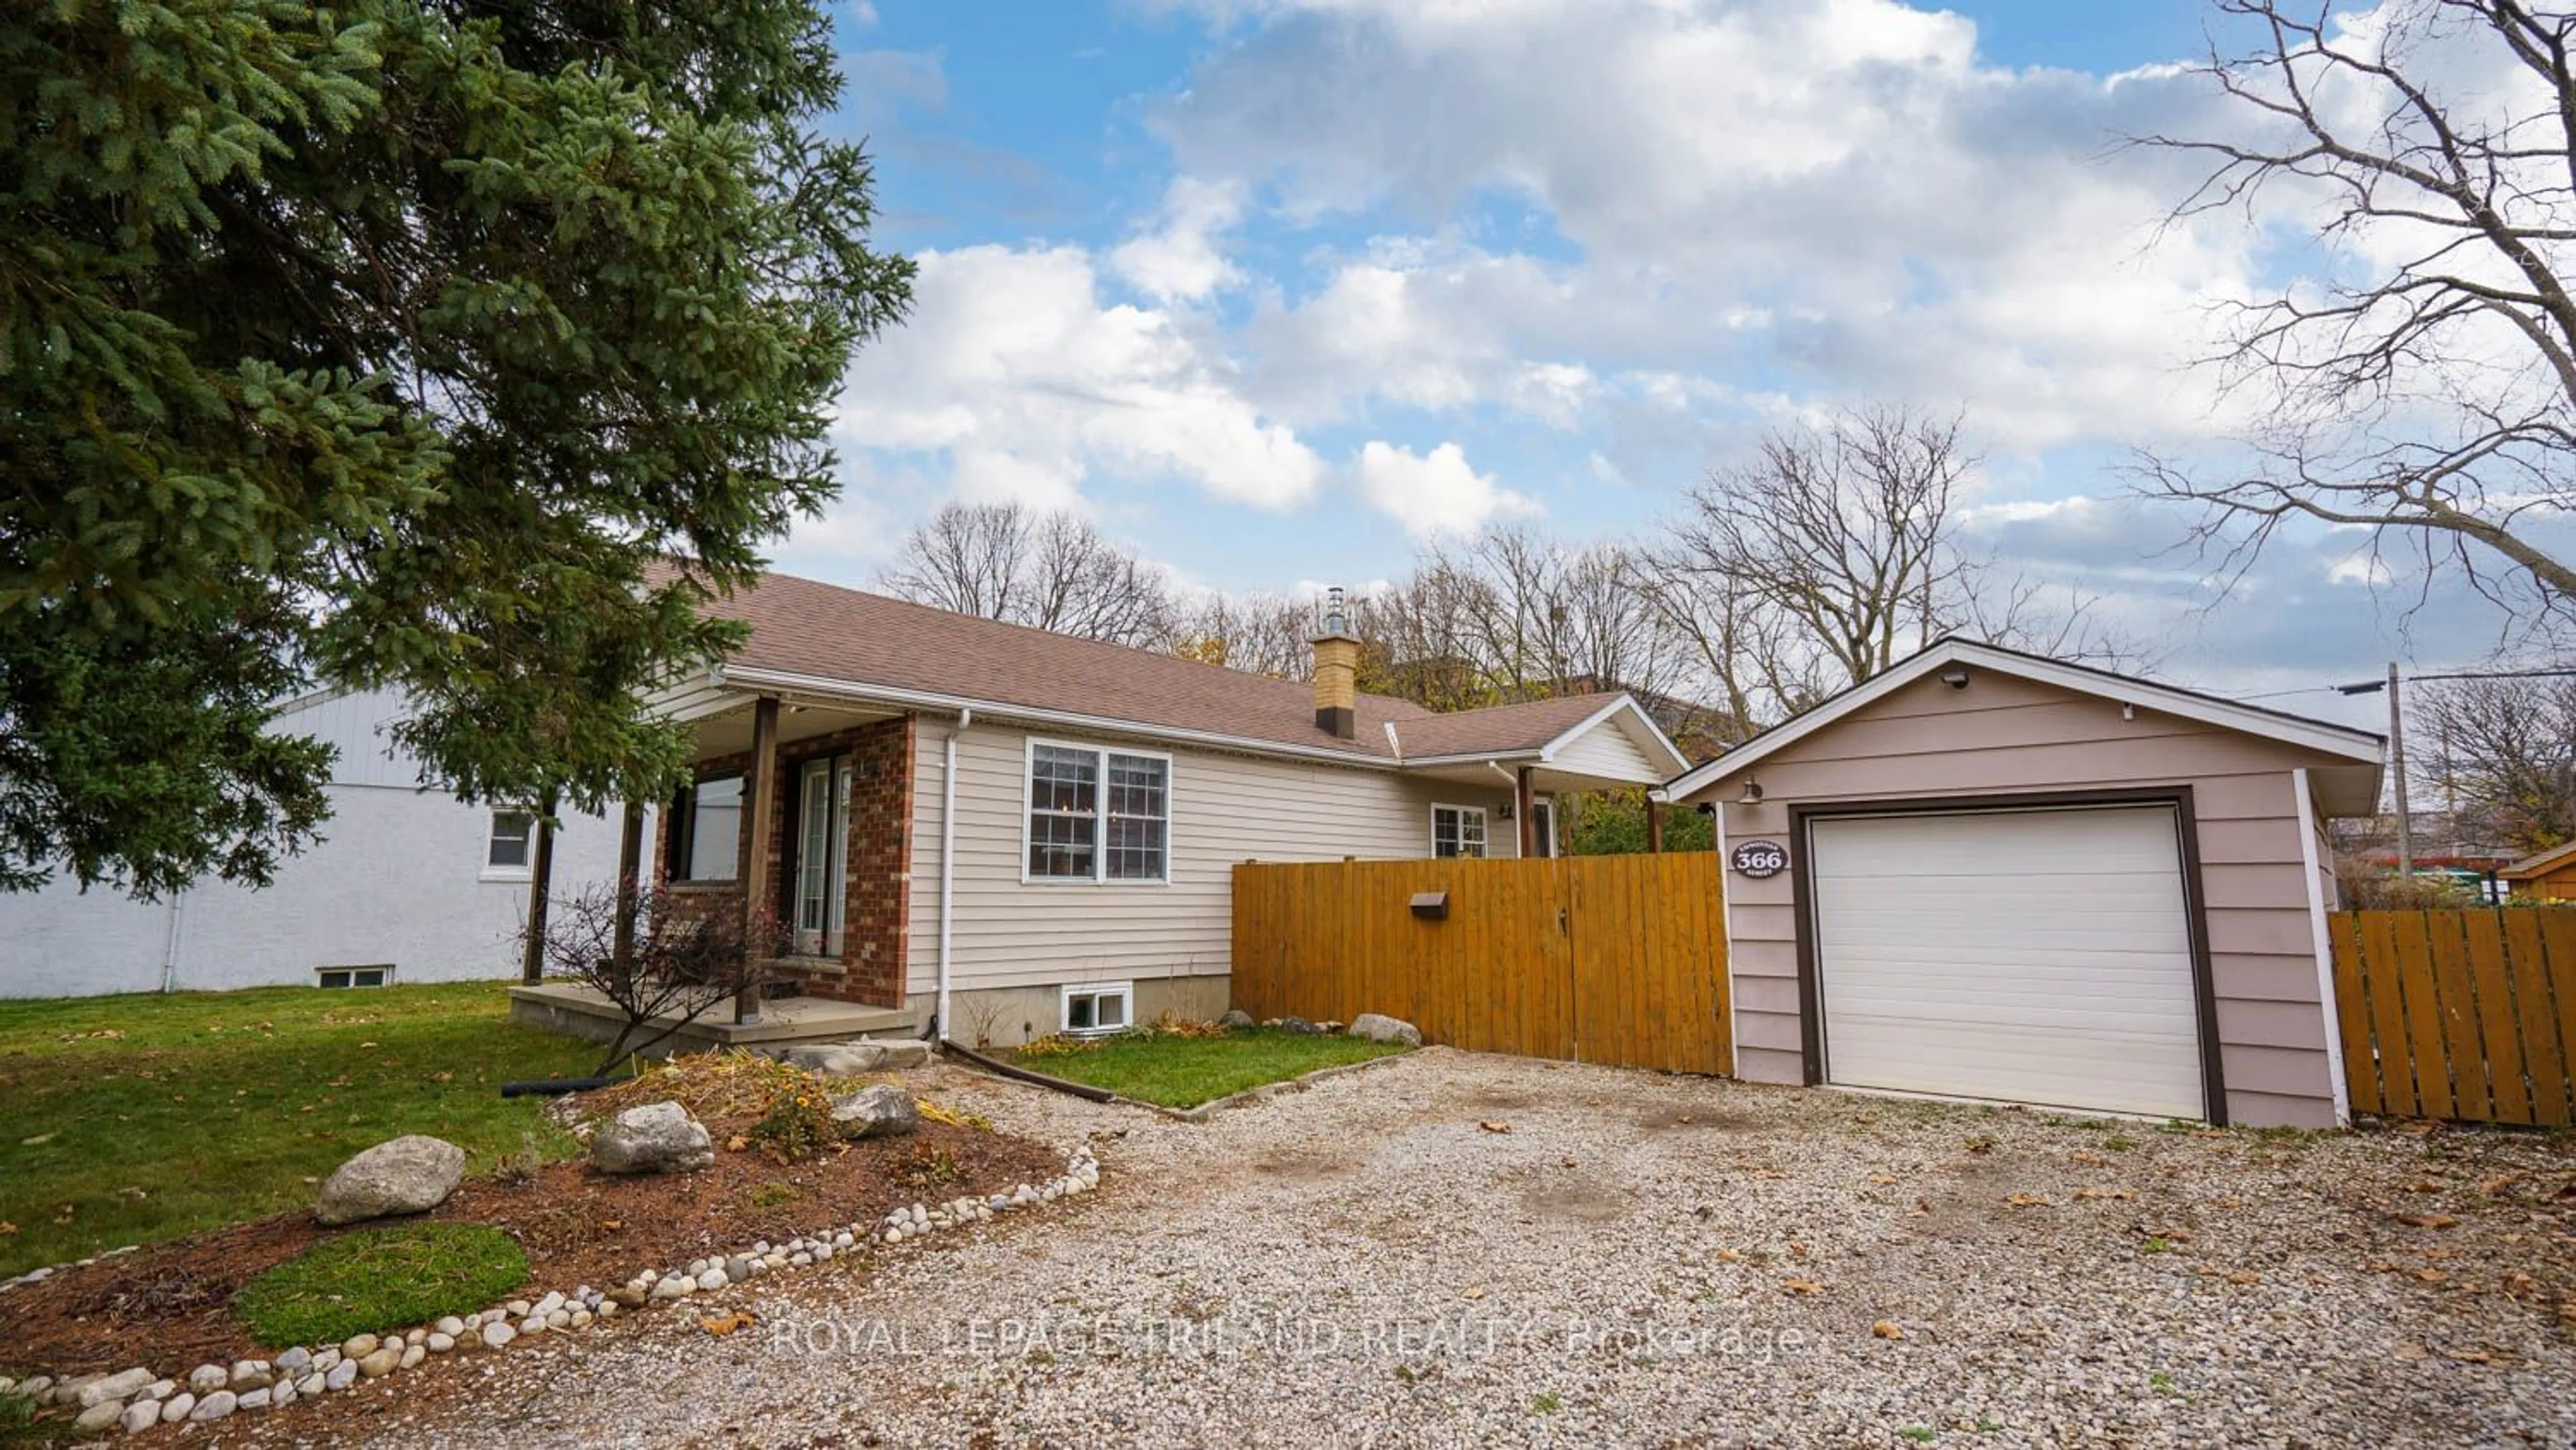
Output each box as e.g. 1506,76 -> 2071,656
1783,1278 -> 1825,1295
1462,1287 -> 1486,1300
2226,1270 -> 2261,1286
2414,1268 -> 2448,1284
698,1311 -> 758,1337
1869,1174 -> 1898,1186
2445,1348 -> 2494,1365
724,1134 -> 751,1153
2006,1193 -> 2051,1208
1748,1168 -> 1784,1180
2072,1188 -> 2135,1201
1676,1114 -> 1694,1125
1871,1319 -> 1904,1340
1788,1241 -> 1809,1257
19,1133 -> 54,1147
1478,1120 -> 1511,1135
2392,1342 -> 2428,1361
1713,1249 -> 1742,1263
2070,1151 -> 2108,1167
2479,1174 -> 2524,1196
0,1223 -> 15,1235
602,1219 -> 625,1232
2395,1213 -> 2460,1229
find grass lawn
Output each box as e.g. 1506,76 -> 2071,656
1012,1027 -> 1410,1108
0,982 -> 596,1279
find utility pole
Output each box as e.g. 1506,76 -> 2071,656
2387,661 -> 2412,876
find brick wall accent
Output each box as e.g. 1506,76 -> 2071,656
664,712 -> 915,1009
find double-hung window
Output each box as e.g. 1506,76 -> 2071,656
1432,804 -> 1489,859
1026,741 -> 1170,883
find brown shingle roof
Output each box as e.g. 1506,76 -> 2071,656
700,571 -> 1440,758
1391,692 -> 1629,759
693,571 -> 1636,763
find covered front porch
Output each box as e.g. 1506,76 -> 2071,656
648,682 -> 921,1025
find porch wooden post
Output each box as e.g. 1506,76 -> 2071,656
1646,798 -> 1666,854
519,792 -> 558,984
1516,766 -> 1538,858
737,696 -> 781,1024
611,800 -> 644,974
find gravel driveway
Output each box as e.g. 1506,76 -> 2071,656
242,1048 -> 2576,1449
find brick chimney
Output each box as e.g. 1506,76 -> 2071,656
1311,586 -> 1360,739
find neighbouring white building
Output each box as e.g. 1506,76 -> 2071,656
0,686 -> 629,998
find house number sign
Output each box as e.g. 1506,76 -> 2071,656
1729,840 -> 1788,879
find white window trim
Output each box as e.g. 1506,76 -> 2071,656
1060,980 -> 1135,1037
1430,802 -> 1491,860
1019,737 -> 1175,886
316,964 -> 394,989
481,809 -> 536,882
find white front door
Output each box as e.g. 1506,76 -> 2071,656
1809,805 -> 2206,1119
794,758 -> 851,957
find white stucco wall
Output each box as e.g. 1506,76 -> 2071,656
0,688 -> 633,998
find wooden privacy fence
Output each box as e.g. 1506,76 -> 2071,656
1230,853 -> 1729,1075
2329,909 -> 2576,1126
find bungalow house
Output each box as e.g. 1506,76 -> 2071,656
517,571 -> 1688,1049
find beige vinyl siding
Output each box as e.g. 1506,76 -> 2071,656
1697,670 -> 2351,1130
908,721 -> 1516,996
1545,714 -> 1665,783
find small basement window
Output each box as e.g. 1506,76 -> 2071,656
1061,981 -> 1134,1037
317,965 -> 393,990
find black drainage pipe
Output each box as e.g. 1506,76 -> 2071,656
938,1039 -> 1117,1104
499,1074 -> 631,1098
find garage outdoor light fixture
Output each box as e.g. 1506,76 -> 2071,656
1739,777 -> 1764,805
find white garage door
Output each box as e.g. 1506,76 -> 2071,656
1810,806 -> 2206,1119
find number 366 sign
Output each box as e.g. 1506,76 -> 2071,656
1729,839 -> 1788,879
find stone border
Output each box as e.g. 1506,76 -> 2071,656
1130,1048 -> 1417,1124
0,1144 -> 1099,1437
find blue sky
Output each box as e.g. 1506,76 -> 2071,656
788,0 -> 2545,733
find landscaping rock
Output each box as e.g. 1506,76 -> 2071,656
1348,1013 -> 1422,1046
229,1359 -> 272,1391
239,1388 -> 272,1410
315,1135 -> 465,1226
120,1400 -> 162,1435
189,1390 -> 236,1422
74,1402 -> 125,1433
76,1367 -> 154,1408
591,1101 -> 714,1174
1219,1008 -> 1256,1029
186,1364 -> 228,1395
159,1394 -> 194,1425
1279,1016 -> 1316,1034
427,1332 -> 455,1354
480,1321 -> 517,1350
357,1347 -> 400,1378
324,1361 -> 358,1392
780,1039 -> 932,1075
275,1346 -> 311,1374
830,1083 -> 920,1139
341,1334 -> 380,1360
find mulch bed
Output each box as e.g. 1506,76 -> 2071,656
3,1110 -> 1064,1380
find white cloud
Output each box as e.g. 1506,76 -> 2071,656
1149,0 -> 2276,452
835,244 -> 1325,513
1354,440 -> 1541,537
1108,177 -> 1248,302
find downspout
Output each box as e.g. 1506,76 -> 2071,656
159,890 -> 189,994
937,707 -> 972,1042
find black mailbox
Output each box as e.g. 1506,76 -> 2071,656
1409,890 -> 1448,921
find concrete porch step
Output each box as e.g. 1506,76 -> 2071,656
509,983 -> 930,1059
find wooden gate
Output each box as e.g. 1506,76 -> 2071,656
2329,909 -> 2576,1125
1229,853 -> 1730,1075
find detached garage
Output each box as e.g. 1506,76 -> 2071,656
1660,640 -> 2384,1129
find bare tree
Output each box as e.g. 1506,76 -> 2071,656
526,886 -> 785,1074
2417,672 -> 2576,853
2135,1 -> 2576,617
1648,406 -> 2133,730
1168,590 -> 1319,679
881,502 -> 1177,646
